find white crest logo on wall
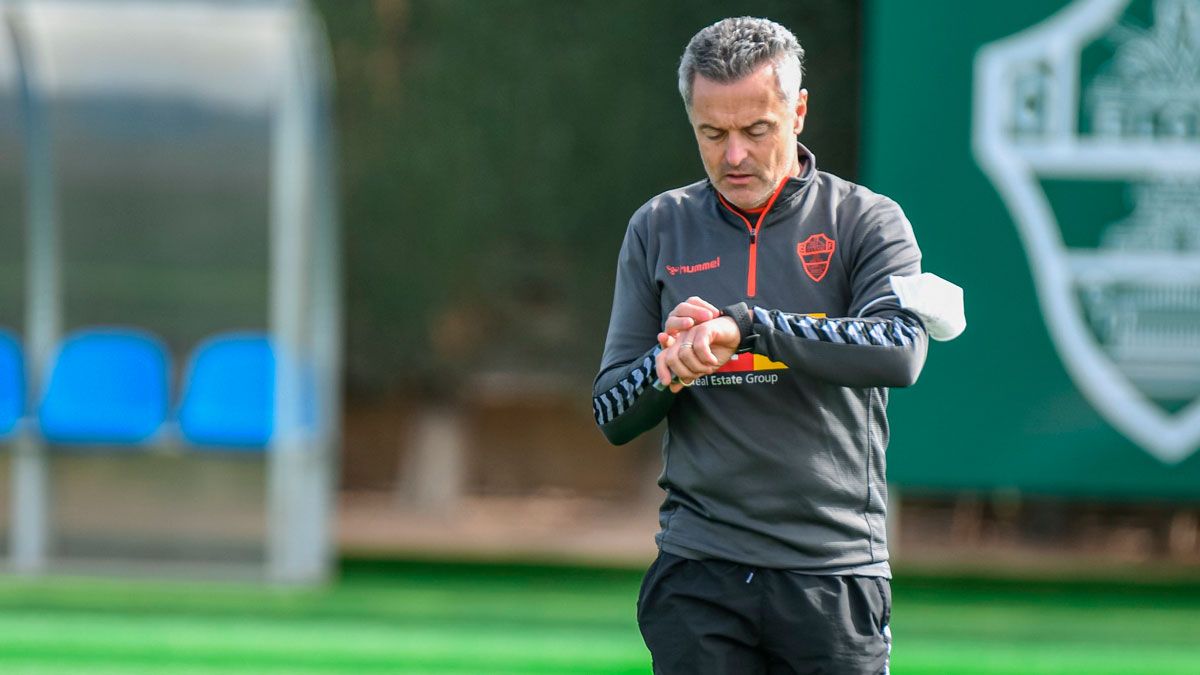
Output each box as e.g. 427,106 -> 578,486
974,0 -> 1200,463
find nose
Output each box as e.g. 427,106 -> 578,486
724,135 -> 748,168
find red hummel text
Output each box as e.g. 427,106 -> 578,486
666,256 -> 721,276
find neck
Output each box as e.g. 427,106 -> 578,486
788,149 -> 804,179
743,156 -> 802,212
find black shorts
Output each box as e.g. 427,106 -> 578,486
637,551 -> 892,675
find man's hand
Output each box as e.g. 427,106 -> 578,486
657,296 -> 722,348
656,316 -> 741,392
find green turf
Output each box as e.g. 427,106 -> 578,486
893,575 -> 1200,675
1,560 -> 1199,674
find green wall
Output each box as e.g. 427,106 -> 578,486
863,0 -> 1200,497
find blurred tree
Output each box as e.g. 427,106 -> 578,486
312,0 -> 861,398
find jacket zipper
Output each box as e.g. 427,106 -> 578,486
717,177 -> 789,298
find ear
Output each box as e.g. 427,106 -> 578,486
793,89 -> 809,135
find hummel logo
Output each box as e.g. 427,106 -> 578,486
666,256 -> 721,276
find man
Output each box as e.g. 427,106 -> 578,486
592,17 -> 927,674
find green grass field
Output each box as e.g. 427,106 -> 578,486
1,560 -> 1199,674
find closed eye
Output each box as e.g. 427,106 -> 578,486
745,122 -> 772,138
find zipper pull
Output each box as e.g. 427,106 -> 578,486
749,232 -> 757,245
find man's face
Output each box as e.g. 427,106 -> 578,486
688,63 -> 807,211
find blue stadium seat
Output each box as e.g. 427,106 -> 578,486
0,330 -> 23,439
178,333 -> 275,449
39,329 -> 170,445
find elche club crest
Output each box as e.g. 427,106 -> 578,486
798,233 -> 836,282
974,0 -> 1200,462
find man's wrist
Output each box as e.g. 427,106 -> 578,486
720,302 -> 753,346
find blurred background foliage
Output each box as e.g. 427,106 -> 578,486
312,0 -> 861,398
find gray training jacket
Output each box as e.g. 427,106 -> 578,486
593,144 -> 927,574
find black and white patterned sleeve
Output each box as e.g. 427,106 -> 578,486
723,301 -> 928,388
592,345 -> 674,445
753,308 -> 922,350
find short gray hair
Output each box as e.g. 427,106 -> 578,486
678,17 -> 805,111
